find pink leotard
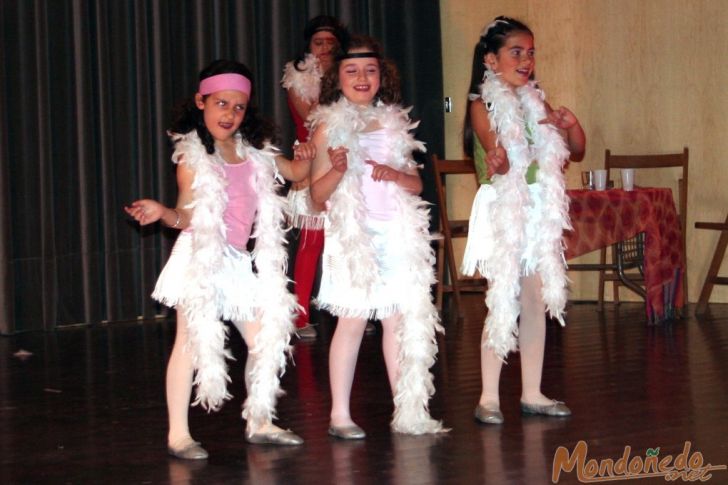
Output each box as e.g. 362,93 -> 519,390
359,129 -> 398,221
223,160 -> 258,249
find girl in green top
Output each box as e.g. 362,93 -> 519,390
461,16 -> 585,425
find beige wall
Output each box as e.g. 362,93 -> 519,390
439,0 -> 728,302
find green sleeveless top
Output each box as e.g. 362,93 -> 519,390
473,132 -> 539,185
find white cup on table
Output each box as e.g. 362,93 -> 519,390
594,169 -> 607,190
621,168 -> 635,191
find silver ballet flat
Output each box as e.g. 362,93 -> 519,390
520,400 -> 572,417
328,424 -> 366,440
168,441 -> 209,460
246,429 -> 304,446
474,404 -> 504,424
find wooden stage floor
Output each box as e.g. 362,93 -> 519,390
1,297 -> 727,484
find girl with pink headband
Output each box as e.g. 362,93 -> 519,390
125,59 -> 315,458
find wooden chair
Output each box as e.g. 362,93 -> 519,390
432,155 -> 487,319
694,212 -> 728,315
599,147 -> 689,306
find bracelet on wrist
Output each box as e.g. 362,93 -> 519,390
168,209 -> 181,229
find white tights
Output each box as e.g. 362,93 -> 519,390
329,314 -> 401,427
166,309 -> 279,448
479,273 -> 554,408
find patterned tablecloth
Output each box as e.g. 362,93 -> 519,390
564,188 -> 685,321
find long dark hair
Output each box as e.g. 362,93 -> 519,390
462,16 -> 533,158
169,59 -> 277,154
318,35 -> 401,106
293,15 -> 349,71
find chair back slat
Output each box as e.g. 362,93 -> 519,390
605,152 -> 687,170
605,147 -> 688,239
433,157 -> 478,175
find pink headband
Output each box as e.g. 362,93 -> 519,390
198,73 -> 251,96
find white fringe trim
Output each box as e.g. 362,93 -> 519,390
153,232 -> 259,323
314,302 -> 398,321
462,185 -> 498,276
285,187 -> 325,230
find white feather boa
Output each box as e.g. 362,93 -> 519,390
308,99 -> 445,434
463,71 -> 572,359
281,53 -> 322,104
168,132 -> 296,433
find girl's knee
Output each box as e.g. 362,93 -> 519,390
233,319 -> 261,348
173,312 -> 190,345
334,318 -> 367,337
379,314 -> 402,337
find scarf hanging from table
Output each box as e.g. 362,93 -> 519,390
308,98 -> 445,434
168,131 -> 296,433
463,70 -> 572,359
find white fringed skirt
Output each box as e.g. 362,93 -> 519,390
285,187 -> 325,230
317,218 -> 408,319
152,231 -> 259,323
462,182 -> 544,278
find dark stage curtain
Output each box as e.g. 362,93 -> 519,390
0,0 -> 443,334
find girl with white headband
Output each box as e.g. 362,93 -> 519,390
461,16 -> 585,425
125,59 -> 314,458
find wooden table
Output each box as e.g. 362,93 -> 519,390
565,188 -> 685,321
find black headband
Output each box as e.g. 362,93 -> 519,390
337,51 -> 380,60
313,26 -> 335,34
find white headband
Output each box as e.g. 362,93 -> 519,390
480,19 -> 509,38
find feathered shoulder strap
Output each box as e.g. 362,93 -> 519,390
168,130 -> 210,169
308,99 -> 425,167
374,103 -> 426,171
308,97 -> 367,145
281,53 -> 322,104
236,138 -> 283,184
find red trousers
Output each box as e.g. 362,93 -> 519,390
292,228 -> 325,328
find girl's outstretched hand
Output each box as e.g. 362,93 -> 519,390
485,146 -> 509,178
365,159 -> 401,183
539,106 -> 578,130
124,199 -> 165,226
293,141 -> 316,161
327,146 -> 348,173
